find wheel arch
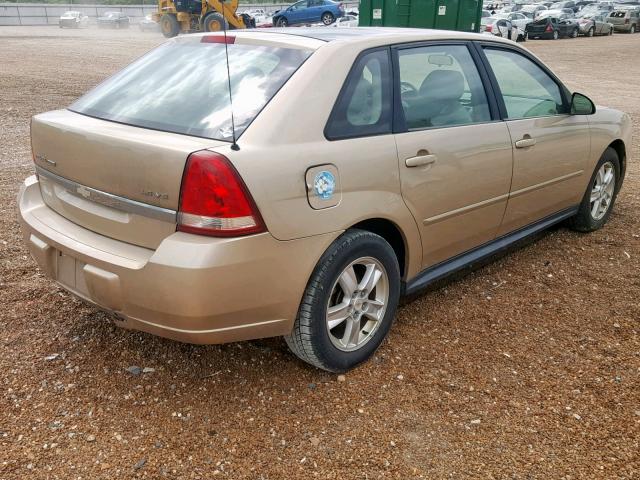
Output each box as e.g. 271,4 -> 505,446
608,139 -> 626,185
349,218 -> 408,279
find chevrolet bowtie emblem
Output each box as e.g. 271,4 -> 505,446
76,186 -> 91,199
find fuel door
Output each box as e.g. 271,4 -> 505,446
305,164 -> 341,210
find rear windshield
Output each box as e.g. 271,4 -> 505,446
70,39 -> 311,141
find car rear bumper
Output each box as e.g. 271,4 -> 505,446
527,31 -> 553,39
18,175 -> 337,344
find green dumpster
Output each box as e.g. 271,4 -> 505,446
359,0 -> 482,33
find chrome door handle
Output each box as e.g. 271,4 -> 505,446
515,137 -> 536,148
405,154 -> 437,168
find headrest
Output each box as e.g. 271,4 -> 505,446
419,70 -> 465,101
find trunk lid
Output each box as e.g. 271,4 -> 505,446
31,109 -> 226,249
527,20 -> 550,33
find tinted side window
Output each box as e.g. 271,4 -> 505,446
483,48 -> 565,119
325,49 -> 392,140
397,44 -> 491,130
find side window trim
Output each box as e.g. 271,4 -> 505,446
324,46 -> 394,141
390,40 -> 502,134
473,41 -> 572,120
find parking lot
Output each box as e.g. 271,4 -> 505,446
1,26 -> 639,479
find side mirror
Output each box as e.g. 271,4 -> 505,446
571,92 -> 596,115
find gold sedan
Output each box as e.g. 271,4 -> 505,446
18,28 -> 631,371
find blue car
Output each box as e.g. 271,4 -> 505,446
273,0 -> 344,27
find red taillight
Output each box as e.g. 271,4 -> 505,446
624,18 -> 630,24
485,24 -> 493,32
201,35 -> 235,44
545,24 -> 553,32
177,150 -> 265,237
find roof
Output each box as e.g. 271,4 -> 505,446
233,27 -> 502,43
183,28 -> 512,51
243,26 -> 493,43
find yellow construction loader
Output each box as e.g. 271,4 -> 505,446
153,0 -> 255,38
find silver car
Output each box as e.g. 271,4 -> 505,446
577,13 -> 614,35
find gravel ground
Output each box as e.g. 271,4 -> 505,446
1,27 -> 639,479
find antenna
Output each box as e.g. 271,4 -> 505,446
221,0 -> 239,151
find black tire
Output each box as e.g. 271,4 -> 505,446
321,11 -> 335,25
609,27 -> 613,36
160,14 -> 180,38
285,229 -> 401,372
276,16 -> 288,27
587,26 -> 594,37
552,29 -> 559,40
630,24 -> 636,34
203,12 -> 227,32
568,147 -> 621,233
571,28 -> 578,38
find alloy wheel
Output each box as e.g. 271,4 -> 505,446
590,161 -> 615,220
326,257 -> 389,352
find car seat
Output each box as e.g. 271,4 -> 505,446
418,70 -> 472,127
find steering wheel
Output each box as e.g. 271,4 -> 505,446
400,81 -> 418,97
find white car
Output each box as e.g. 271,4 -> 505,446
482,17 -> 525,40
332,14 -> 359,27
59,11 -> 89,29
244,9 -> 270,25
493,12 -> 533,31
520,4 -> 548,18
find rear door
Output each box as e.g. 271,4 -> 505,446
393,42 -> 513,268
303,0 -> 319,22
479,44 -> 590,235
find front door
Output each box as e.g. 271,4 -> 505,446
480,45 -> 590,235
287,1 -> 307,23
394,43 -> 514,268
